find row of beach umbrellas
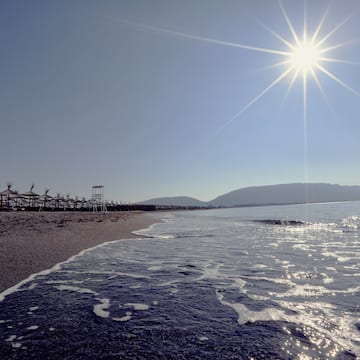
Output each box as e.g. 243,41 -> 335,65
0,184 -> 116,210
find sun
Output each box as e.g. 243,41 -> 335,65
125,1 -> 359,122
124,1 -> 359,185
288,40 -> 322,75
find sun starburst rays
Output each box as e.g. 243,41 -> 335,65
224,1 -> 360,127
124,1 -> 358,117
250,2 -> 359,183
124,1 -> 359,145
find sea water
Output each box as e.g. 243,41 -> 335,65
0,202 -> 359,359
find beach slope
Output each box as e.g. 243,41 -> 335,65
0,211 -> 156,292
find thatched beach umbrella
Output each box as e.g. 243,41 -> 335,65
0,183 -> 18,209
40,189 -> 52,209
73,196 -> 83,210
80,196 -> 87,210
22,184 -> 40,208
64,194 -> 75,210
12,189 -> 23,208
54,193 -> 65,209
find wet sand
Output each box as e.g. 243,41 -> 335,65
0,211 -> 157,292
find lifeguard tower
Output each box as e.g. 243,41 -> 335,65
91,185 -> 107,212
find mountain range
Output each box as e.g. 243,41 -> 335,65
139,183 -> 360,207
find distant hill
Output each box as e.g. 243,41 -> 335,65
209,183 -> 360,207
139,184 -> 360,208
138,196 -> 208,207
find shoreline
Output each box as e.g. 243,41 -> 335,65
0,211 -> 158,293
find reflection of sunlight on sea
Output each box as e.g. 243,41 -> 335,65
141,205 -> 360,356
144,233 -> 354,353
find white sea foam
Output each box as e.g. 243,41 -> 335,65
192,263 -> 222,282
325,266 -> 337,271
251,264 -> 268,269
84,270 -> 151,279
344,264 -> 360,270
249,293 -> 268,301
132,220 -> 175,240
93,298 -> 110,318
321,273 -> 334,284
6,335 -> 22,349
199,336 -> 208,341
113,312 -> 132,322
216,289 -> 288,324
157,279 -> 182,287
241,275 -> 293,287
270,283 -> 333,298
269,242 -> 279,247
45,279 -> 85,285
147,266 -> 162,271
56,285 -> 97,295
27,325 -> 39,330
6,335 -> 17,342
129,284 -> 142,289
337,256 -> 354,262
230,277 -> 248,295
131,219 -> 166,237
293,243 -> 314,251
124,303 -> 149,311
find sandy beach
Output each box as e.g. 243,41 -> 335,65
0,211 -> 157,292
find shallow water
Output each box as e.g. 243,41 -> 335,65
1,202 -> 360,359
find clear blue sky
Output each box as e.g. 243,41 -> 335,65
1,0 -> 359,202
